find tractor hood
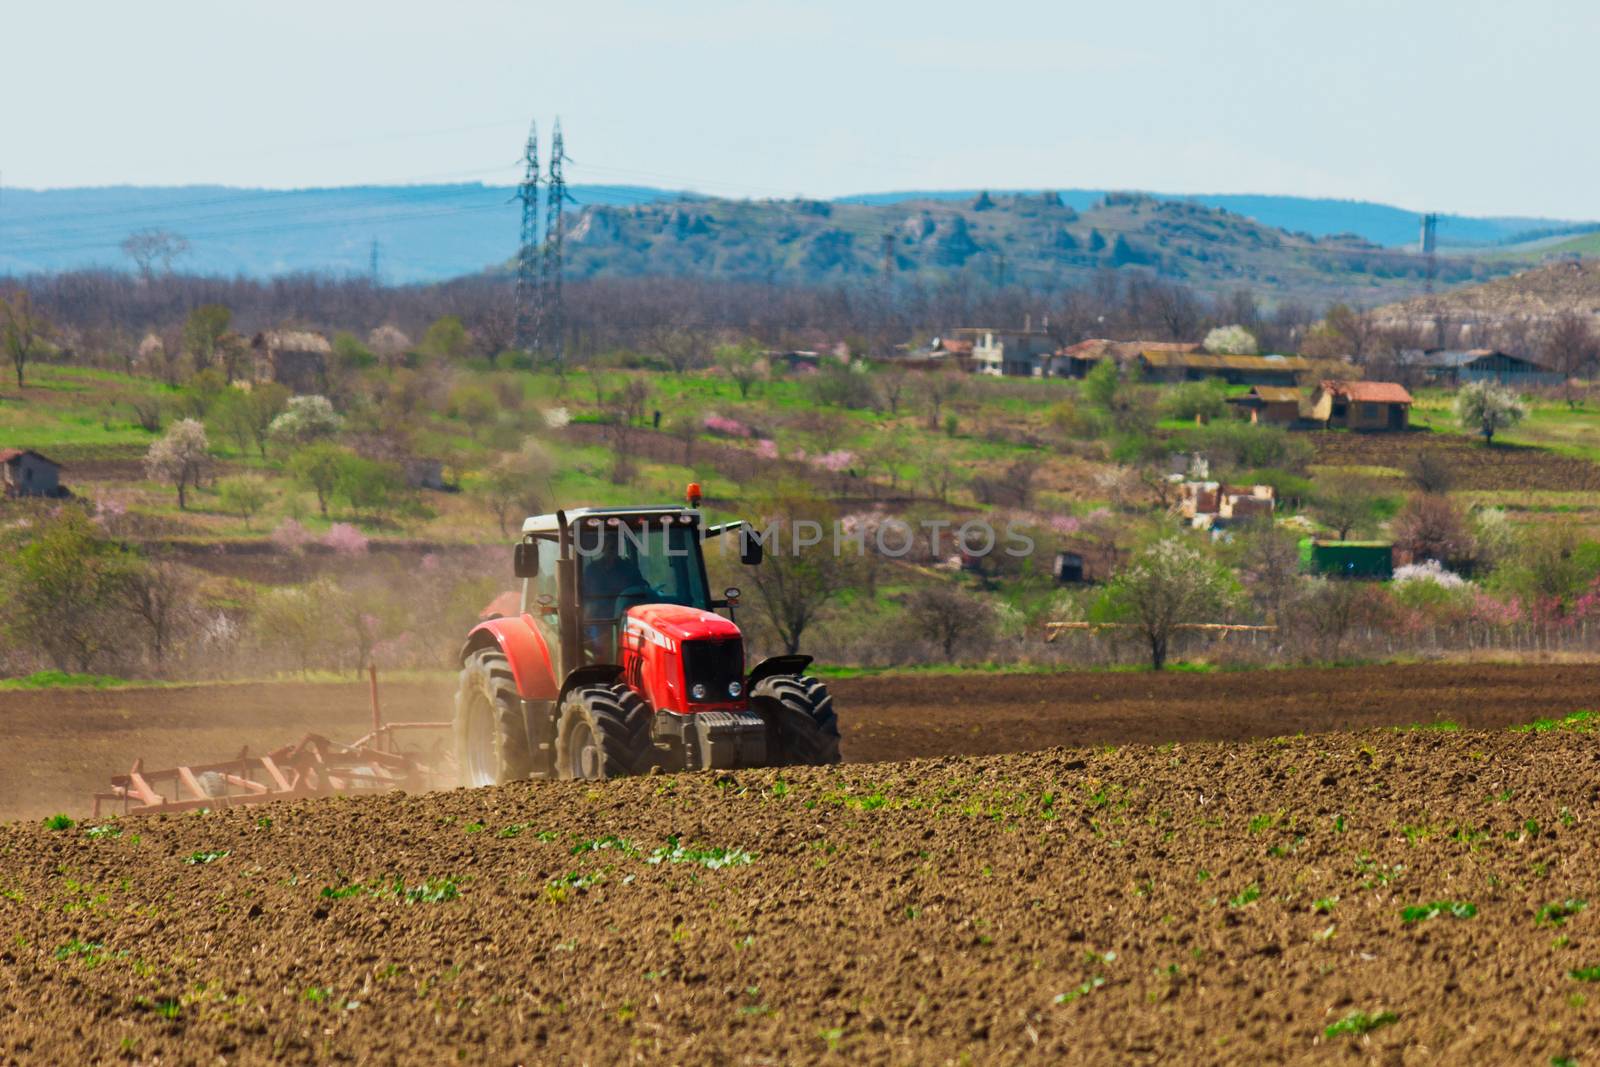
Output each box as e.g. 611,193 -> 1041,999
624,603 -> 740,650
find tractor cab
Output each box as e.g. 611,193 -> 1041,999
454,485 -> 835,785
512,493 -> 761,679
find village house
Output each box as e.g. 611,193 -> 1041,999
1226,385 -> 1303,427
1135,350 -> 1310,387
251,330 -> 332,394
1178,481 -> 1275,530
1402,348 -> 1563,389
958,323 -> 1058,377
1311,380 -> 1413,430
0,448 -> 66,498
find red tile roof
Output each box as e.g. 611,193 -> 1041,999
1320,380 -> 1413,404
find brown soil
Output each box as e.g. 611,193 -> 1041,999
1312,429 -> 1600,490
5,662 -> 1598,824
4,724 -> 1598,1063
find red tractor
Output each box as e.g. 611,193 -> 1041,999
453,486 -> 840,783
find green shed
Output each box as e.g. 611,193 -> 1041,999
1299,539 -> 1394,580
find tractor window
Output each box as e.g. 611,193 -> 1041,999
578,520 -> 709,621
528,537 -> 559,606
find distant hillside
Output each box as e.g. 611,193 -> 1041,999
0,184 -> 676,283
565,190 -> 1516,304
836,190 -> 1593,249
0,183 -> 1572,300
1375,259 -> 1600,324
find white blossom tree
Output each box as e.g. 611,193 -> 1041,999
1202,324 -> 1259,355
267,394 -> 342,448
1454,380 -> 1526,445
1095,538 -> 1236,670
143,418 -> 210,509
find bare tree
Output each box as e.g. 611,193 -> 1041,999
743,508 -> 856,655
120,229 -> 190,280
1313,473 -> 1376,541
1392,494 -> 1473,565
122,559 -> 194,669
0,289 -> 50,389
715,339 -> 767,398
1541,311 -> 1599,406
481,441 -> 552,536
905,583 -> 997,660
1405,448 -> 1456,494
600,377 -> 652,483
916,365 -> 959,431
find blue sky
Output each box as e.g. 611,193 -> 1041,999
3,0 -> 1593,217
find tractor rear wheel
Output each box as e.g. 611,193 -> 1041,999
752,675 -> 840,766
454,648 -> 533,787
555,684 -> 654,780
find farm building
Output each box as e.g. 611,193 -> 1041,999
1402,348 -> 1562,389
1226,385 -> 1303,426
1300,539 -> 1394,580
1310,380 -> 1412,430
960,325 -> 1059,377
0,448 -> 65,498
251,330 -> 332,394
1135,351 -> 1309,387
1055,339 -> 1200,379
1178,481 -> 1275,529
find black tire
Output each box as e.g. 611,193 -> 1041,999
454,649 -> 532,787
556,684 -> 655,780
752,675 -> 840,766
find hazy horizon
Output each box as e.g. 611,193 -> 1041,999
4,1 -> 1598,219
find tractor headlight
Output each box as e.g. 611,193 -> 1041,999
691,683 -> 708,700
727,681 -> 743,698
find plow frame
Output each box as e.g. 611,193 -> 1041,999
92,667 -> 453,817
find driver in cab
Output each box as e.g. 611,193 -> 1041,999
580,532 -> 654,660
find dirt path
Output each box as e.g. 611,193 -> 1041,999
4,663 -> 1597,821
2,726 -> 1596,1062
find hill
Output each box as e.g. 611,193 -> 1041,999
838,190 -> 1591,250
1375,258 -> 1600,324
2,184 -> 1587,293
566,190 -> 1512,303
0,183 -> 675,283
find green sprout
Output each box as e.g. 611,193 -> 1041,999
1324,1010 -> 1397,1038
1400,901 -> 1476,924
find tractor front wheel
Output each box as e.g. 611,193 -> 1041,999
454,648 -> 533,787
556,684 -> 655,779
752,675 -> 841,766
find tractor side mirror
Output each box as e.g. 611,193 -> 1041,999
739,531 -> 764,566
513,542 -> 540,578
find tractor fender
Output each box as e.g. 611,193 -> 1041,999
558,664 -> 625,708
747,654 -> 814,689
460,616 -> 558,701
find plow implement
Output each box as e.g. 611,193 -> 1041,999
92,668 -> 453,817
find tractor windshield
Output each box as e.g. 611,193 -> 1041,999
578,519 -> 709,622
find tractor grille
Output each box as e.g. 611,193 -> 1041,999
681,638 -> 744,703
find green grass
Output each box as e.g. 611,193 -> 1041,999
1513,711 -> 1596,734
0,670 -> 131,691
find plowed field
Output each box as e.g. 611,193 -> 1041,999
4,725 -> 1599,1063
5,662 -> 1599,822
1311,429 -> 1600,490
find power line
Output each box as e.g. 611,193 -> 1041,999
513,120 -> 542,352
541,118 -> 568,366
